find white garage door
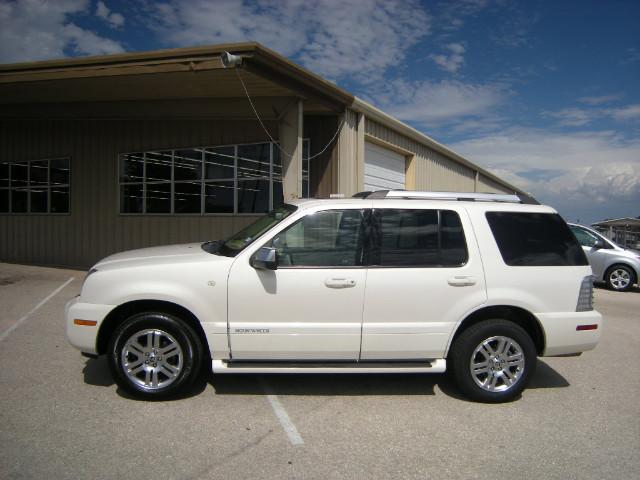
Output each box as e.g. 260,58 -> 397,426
364,142 -> 406,191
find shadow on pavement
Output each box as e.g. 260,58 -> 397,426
528,359 -> 570,389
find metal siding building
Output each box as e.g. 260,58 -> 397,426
0,42 -> 524,268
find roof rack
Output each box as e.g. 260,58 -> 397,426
353,190 -> 540,205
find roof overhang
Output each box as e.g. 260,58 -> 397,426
0,42 -> 353,113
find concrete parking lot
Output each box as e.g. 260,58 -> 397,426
1,262 -> 638,480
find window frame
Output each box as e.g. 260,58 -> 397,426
0,157 -> 71,215
118,140 -> 311,216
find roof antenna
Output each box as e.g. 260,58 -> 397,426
221,51 -> 243,68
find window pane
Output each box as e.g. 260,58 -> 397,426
146,183 -> 171,213
146,151 -> 172,182
440,210 -> 468,266
0,189 -> 8,212
121,184 -> 143,213
30,188 -> 48,213
174,149 -> 202,182
11,188 -> 28,212
271,209 -> 363,267
238,143 -> 270,178
0,163 -> 8,187
205,181 -> 234,213
30,160 -> 48,186
51,187 -> 69,213
273,146 -> 282,179
569,226 -> 598,248
205,146 -> 234,179
10,163 -> 28,187
374,209 -> 439,266
120,153 -> 144,182
486,212 -> 588,266
50,158 -> 70,185
237,179 -> 269,213
174,181 -> 201,214
272,180 -> 283,209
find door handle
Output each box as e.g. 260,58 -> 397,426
447,276 -> 477,287
325,277 -> 356,288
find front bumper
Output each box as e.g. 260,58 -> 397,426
538,310 -> 603,356
65,296 -> 116,355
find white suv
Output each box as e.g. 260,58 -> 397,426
66,191 -> 602,403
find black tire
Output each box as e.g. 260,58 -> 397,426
449,319 -> 537,403
108,312 -> 203,399
605,264 -> 636,292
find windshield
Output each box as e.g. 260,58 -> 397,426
215,204 -> 297,257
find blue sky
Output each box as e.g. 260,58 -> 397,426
1,0 -> 638,224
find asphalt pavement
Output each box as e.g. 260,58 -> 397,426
0,262 -> 638,479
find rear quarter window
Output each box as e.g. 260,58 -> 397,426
486,212 -> 588,266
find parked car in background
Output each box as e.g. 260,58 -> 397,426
569,223 -> 640,292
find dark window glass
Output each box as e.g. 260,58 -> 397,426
0,163 -> 8,187
146,151 -> 172,182
272,180 -> 283,210
273,146 -> 282,179
237,179 -> 269,213
51,187 -> 69,213
174,181 -> 201,214
486,212 -> 588,266
11,188 -> 28,212
440,210 -> 467,265
569,225 -> 599,248
372,209 -> 467,267
146,183 -> 171,213
121,184 -> 143,213
120,153 -> 144,182
238,143 -> 270,178
30,188 -> 48,213
270,209 -> 364,267
30,160 -> 48,186
10,163 -> 28,187
50,158 -> 70,185
174,149 -> 202,181
0,190 -> 8,212
205,146 -> 234,179
205,182 -> 234,213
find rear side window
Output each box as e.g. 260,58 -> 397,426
370,209 -> 468,267
486,212 -> 588,266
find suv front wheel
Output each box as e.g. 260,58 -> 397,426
450,320 -> 537,403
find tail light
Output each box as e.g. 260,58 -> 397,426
576,275 -> 595,312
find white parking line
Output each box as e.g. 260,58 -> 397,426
260,377 -> 304,446
0,277 -> 74,343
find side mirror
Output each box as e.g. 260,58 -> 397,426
593,239 -> 605,249
250,247 -> 278,270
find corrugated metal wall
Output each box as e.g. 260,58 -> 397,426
0,117 -> 278,268
364,118 -> 512,194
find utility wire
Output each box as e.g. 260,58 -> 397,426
235,67 -> 346,161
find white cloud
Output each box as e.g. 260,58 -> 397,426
374,78 -> 508,126
608,104 -> 640,121
429,42 -> 465,73
96,1 -> 125,29
545,103 -> 640,126
578,94 -> 623,106
147,0 -> 430,82
451,128 -> 640,221
0,0 -> 124,63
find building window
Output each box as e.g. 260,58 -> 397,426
119,140 -> 310,215
0,158 -> 70,214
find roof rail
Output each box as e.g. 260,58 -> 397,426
352,190 -> 539,204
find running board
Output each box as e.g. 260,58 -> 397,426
211,359 -> 446,374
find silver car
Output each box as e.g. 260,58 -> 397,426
569,223 -> 640,292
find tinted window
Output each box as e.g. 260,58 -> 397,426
486,212 -> 588,266
371,209 -> 468,267
570,225 -> 599,248
270,209 -> 364,267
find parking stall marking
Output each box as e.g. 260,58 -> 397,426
0,277 -> 74,343
260,377 -> 304,446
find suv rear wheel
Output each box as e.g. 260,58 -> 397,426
450,320 -> 537,403
605,264 -> 635,292
108,312 -> 203,398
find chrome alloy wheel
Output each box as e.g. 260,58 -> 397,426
470,336 -> 525,393
609,268 -> 631,290
120,329 -> 184,391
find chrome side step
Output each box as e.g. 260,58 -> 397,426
211,359 -> 446,374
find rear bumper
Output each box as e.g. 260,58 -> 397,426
538,310 -> 603,356
65,296 -> 115,355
